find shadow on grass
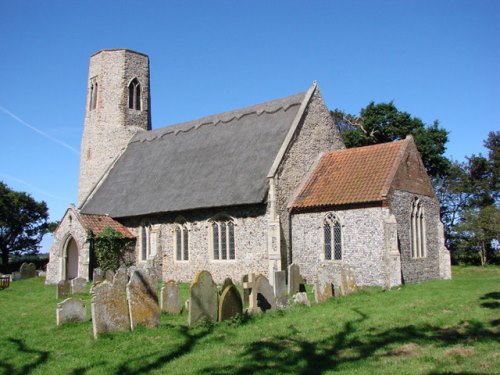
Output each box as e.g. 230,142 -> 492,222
200,309 -> 498,374
480,292 -> 499,309
0,338 -> 50,375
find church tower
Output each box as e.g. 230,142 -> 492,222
78,49 -> 151,206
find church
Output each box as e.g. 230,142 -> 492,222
46,49 -> 451,287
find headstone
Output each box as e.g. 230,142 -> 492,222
11,272 -> 21,281
219,283 -> 243,322
188,270 -> 218,326
56,298 -> 87,326
242,273 -> 256,306
293,292 -> 311,306
20,262 -> 36,279
37,270 -> 46,277
92,268 -> 104,284
273,271 -> 289,309
249,275 -> 275,314
337,265 -> 358,297
160,280 -> 181,314
288,263 -> 306,295
127,270 -> 160,330
221,278 -> 234,294
105,270 -> 115,282
113,267 -> 129,292
56,280 -> 71,298
91,280 -> 130,339
314,268 -> 334,303
71,277 -> 87,294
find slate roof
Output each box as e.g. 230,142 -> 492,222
291,139 -> 407,210
79,214 -> 134,238
81,91 -> 307,217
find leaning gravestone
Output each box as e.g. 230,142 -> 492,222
160,280 -> 181,314
288,263 -> 305,295
71,277 -> 87,294
249,275 -> 276,314
92,268 -> 104,284
273,271 -> 288,309
314,268 -> 334,303
188,270 -> 218,326
56,298 -> 87,326
219,282 -> 243,322
91,280 -> 130,339
127,270 -> 160,330
20,262 -> 36,279
56,280 -> 71,298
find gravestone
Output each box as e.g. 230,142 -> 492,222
221,278 -> 234,294
249,275 -> 275,314
219,283 -> 243,322
91,280 -> 130,339
160,280 -> 180,314
56,280 -> 71,298
293,292 -> 311,306
127,270 -> 160,330
105,270 -> 115,282
273,271 -> 288,309
92,268 -> 104,284
37,271 -> 46,277
314,268 -> 334,303
20,262 -> 36,279
188,270 -> 218,326
56,298 -> 87,326
113,267 -> 129,292
337,265 -> 358,297
288,263 -> 306,295
11,272 -> 21,281
71,277 -> 87,294
242,273 -> 256,306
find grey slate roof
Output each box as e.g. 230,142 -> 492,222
81,92 -> 307,218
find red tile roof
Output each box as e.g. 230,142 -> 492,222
80,214 -> 134,238
292,139 -> 407,209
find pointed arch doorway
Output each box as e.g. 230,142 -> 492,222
65,237 -> 79,280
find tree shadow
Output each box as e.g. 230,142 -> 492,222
0,338 -> 50,375
200,308 -> 498,374
480,292 -> 500,309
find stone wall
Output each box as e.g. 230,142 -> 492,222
291,206 -> 392,286
274,88 -> 344,265
389,190 -> 441,283
79,49 -> 150,206
122,204 -> 270,284
46,207 -> 90,284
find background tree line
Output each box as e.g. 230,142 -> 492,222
332,103 -> 499,265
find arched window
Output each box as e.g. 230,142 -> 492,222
210,216 -> 235,260
410,198 -> 426,258
140,224 -> 157,261
89,81 -> 98,110
174,223 -> 189,261
128,78 -> 141,110
324,213 -> 342,260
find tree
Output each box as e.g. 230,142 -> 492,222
332,102 -> 450,177
0,182 -> 55,266
88,226 -> 133,273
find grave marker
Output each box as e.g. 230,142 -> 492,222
127,270 -> 160,330
188,270 -> 218,326
20,262 -> 36,279
56,280 -> 70,299
249,275 -> 275,314
71,277 -> 87,294
219,283 -> 243,322
91,280 -> 130,339
160,280 -> 181,314
56,298 -> 87,326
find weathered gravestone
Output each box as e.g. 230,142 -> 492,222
20,262 -> 36,279
113,267 -> 129,292
288,263 -> 306,295
293,292 -> 311,306
314,268 -> 334,303
56,280 -> 71,298
92,268 -> 104,284
91,280 -> 129,339
56,298 -> 87,326
242,273 -> 256,306
127,270 -> 160,330
335,265 -> 358,297
219,282 -> 243,322
105,270 -> 115,282
188,270 -> 218,326
273,271 -> 288,309
160,280 -> 180,314
71,277 -> 87,294
11,272 -> 21,281
249,275 -> 276,314
221,278 -> 234,294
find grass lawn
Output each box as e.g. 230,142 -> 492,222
0,266 -> 498,374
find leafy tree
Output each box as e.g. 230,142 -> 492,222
332,102 -> 450,177
88,226 -> 133,273
0,181 -> 55,266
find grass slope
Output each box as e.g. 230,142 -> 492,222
0,266 -> 498,374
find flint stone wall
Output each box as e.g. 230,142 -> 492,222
291,206 -> 390,287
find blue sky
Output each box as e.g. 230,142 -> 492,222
0,0 -> 498,252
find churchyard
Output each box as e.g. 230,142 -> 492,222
0,266 -> 498,374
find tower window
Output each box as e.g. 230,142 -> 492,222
128,78 -> 141,110
89,81 -> 98,110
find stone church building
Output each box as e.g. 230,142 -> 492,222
46,49 -> 451,287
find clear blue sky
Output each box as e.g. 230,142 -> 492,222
0,0 -> 498,252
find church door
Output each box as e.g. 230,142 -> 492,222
66,238 -> 79,280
